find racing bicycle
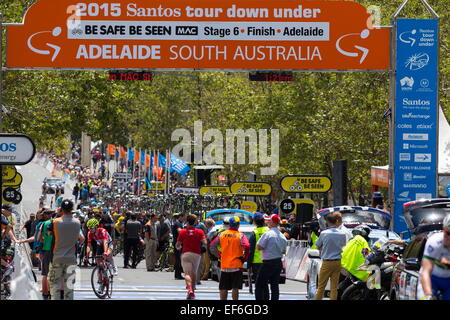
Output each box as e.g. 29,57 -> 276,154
91,255 -> 114,299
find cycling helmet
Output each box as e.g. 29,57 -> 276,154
86,218 -> 99,228
223,217 -> 230,225
352,224 -> 371,240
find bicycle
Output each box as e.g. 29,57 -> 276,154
1,249 -> 15,300
78,242 -> 95,267
90,255 -> 114,299
155,243 -> 175,272
112,237 -> 123,257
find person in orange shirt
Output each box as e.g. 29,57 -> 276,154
210,216 -> 250,300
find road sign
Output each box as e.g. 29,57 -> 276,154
112,172 -> 132,179
280,175 -> 332,193
2,166 -> 17,181
6,0 -> 390,71
393,19 -> 439,234
3,187 -> 22,204
230,182 -> 272,196
0,134 -> 36,165
3,172 -> 23,187
147,183 -> 166,191
199,186 -> 231,196
280,199 -> 295,214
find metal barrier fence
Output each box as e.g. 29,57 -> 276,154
285,240 -> 310,281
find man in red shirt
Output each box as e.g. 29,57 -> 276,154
176,214 -> 207,300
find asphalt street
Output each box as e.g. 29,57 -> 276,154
15,160 -> 308,300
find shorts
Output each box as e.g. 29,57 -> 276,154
181,252 -> 201,277
431,274 -> 450,300
92,241 -> 113,256
41,251 -> 52,276
219,271 -> 243,291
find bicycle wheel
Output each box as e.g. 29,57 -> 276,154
91,266 -> 110,299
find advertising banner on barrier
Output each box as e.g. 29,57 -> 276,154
393,19 -> 439,234
7,0 -> 389,70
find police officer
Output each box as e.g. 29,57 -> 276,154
248,212 -> 269,292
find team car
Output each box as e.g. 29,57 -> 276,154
42,177 -> 65,194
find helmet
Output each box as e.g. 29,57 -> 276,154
86,218 -> 99,228
352,224 -> 371,240
223,217 -> 230,225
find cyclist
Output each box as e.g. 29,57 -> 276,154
420,214 -> 450,300
85,218 -> 118,275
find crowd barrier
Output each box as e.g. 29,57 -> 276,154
284,239 -> 312,282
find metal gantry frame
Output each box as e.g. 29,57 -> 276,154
0,0 -> 442,233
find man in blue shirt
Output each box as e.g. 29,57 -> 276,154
314,212 -> 347,300
254,214 -> 287,300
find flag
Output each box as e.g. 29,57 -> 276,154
169,153 -> 191,176
107,144 -> 116,156
146,175 -> 152,189
135,149 -> 140,163
145,153 -> 151,168
127,148 -> 134,161
158,153 -> 166,167
119,146 -> 126,159
115,146 -> 120,158
141,151 -> 146,165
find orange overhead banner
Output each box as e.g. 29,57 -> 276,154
6,0 -> 390,70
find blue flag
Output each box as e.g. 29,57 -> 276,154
146,175 -> 152,189
141,151 -> 146,165
158,153 -> 167,167
127,148 -> 134,161
169,153 -> 190,176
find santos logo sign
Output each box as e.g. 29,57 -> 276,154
0,134 -> 36,165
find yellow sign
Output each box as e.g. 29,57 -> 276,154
3,172 -> 23,187
230,182 -> 272,196
2,166 -> 17,181
240,201 -> 258,213
147,183 -> 165,191
280,175 -> 332,193
199,186 -> 231,196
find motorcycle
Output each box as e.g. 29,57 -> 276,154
341,238 -> 405,300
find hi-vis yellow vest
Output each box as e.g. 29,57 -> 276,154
311,231 -> 319,249
341,235 -> 371,281
253,226 -> 269,264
